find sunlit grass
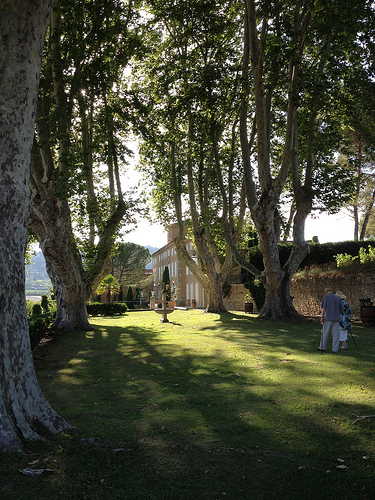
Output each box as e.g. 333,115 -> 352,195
1,310 -> 375,499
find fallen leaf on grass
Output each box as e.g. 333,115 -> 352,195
336,465 -> 349,470
28,459 -> 40,466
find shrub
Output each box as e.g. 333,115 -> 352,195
41,294 -> 49,313
28,310 -> 55,349
334,253 -> 357,267
245,280 -> 266,310
32,303 -> 42,317
26,299 -> 35,318
86,302 -> 128,316
359,246 -> 375,264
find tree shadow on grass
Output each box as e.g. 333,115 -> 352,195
30,317 -> 375,500
211,311 -> 375,359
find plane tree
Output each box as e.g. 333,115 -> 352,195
29,0 -> 143,330
221,0 -> 372,318
137,0 -> 368,317
0,0 -> 71,451
136,0 -> 244,312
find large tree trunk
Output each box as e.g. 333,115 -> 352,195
45,254 -> 92,331
254,193 -> 310,319
205,274 -> 227,313
30,199 -> 93,331
0,0 -> 71,451
235,1 -> 312,320
261,275 -> 298,318
255,201 -> 298,319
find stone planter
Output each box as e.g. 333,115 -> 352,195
167,301 -> 176,309
192,299 -> 196,307
360,306 -> 375,326
244,302 -> 254,313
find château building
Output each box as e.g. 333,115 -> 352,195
152,225 -> 207,308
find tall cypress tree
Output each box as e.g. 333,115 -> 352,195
162,266 -> 170,300
126,285 -> 134,309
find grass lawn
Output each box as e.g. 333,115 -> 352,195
1,310 -> 375,499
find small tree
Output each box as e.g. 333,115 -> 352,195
162,266 -> 171,300
96,275 -> 120,304
32,303 -> 43,317
112,243 -> 151,289
125,286 -> 134,309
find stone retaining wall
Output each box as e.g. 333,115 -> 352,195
290,271 -> 375,319
224,272 -> 375,319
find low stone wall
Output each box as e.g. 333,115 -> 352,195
225,271 -> 375,319
224,284 -> 258,313
290,271 -> 375,319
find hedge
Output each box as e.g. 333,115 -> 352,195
245,280 -> 266,310
246,240 -> 375,271
86,302 -> 128,316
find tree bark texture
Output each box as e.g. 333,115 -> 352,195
0,0 -> 71,450
29,203 -> 93,331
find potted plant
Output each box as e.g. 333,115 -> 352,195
359,298 -> 375,326
245,280 -> 266,311
167,280 -> 179,309
244,294 -> 254,314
